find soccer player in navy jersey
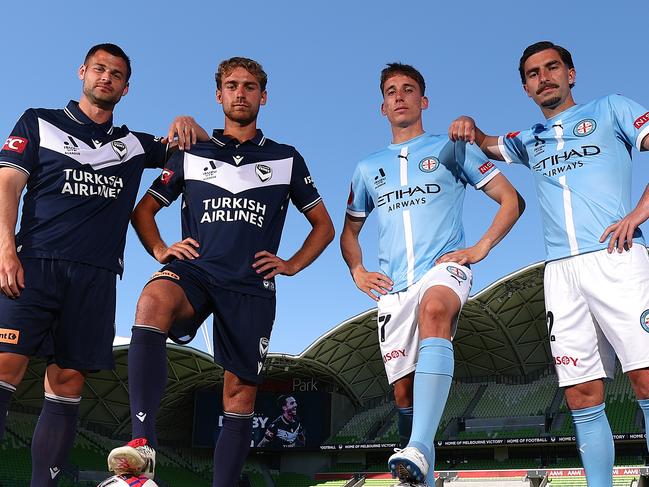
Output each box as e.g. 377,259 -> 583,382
107,57 -> 334,486
449,41 -> 649,487
340,63 -> 523,486
0,43 -> 207,486
257,395 -> 305,448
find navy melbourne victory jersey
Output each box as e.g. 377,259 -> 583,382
0,101 -> 166,275
147,129 -> 322,296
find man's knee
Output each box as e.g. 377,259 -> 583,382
627,368 -> 649,399
44,365 -> 85,398
135,280 -> 187,330
393,375 -> 413,408
0,352 -> 30,386
564,379 -> 605,410
418,292 -> 457,339
394,381 -> 412,408
223,371 -> 257,414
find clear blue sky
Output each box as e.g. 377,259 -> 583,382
1,0 -> 647,355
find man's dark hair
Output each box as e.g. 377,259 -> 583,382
380,63 -> 426,96
277,395 -> 289,408
216,57 -> 268,92
519,41 -> 575,88
84,43 -> 132,81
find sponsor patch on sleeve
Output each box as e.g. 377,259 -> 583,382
634,112 -> 649,129
2,137 -> 28,154
505,131 -> 520,139
478,161 -> 494,174
160,168 -> 174,185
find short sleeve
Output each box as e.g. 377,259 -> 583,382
607,94 -> 649,151
0,109 -> 40,176
346,163 -> 374,218
146,151 -> 185,206
497,130 -> 529,166
454,141 -> 501,189
289,151 -> 322,213
139,132 -> 168,169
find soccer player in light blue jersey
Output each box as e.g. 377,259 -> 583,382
449,41 -> 649,487
340,64 -> 524,486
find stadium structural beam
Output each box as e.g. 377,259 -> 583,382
525,470 -> 549,487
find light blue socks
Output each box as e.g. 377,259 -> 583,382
407,337 -> 454,484
572,403 -> 613,487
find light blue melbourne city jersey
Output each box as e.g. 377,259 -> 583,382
347,132 -> 500,293
499,94 -> 649,262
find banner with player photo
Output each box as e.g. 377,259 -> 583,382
193,390 -> 330,450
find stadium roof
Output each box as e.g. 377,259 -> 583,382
12,261 -> 551,437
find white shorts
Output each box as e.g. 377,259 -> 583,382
545,246 -> 649,387
377,262 -> 473,384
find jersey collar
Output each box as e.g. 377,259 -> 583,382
210,129 -> 267,147
64,100 -> 115,134
388,131 -> 428,150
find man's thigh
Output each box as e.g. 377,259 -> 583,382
0,258 -> 59,358
55,261 -> 117,371
583,246 -> 649,374
149,261 -> 213,342
544,257 -> 615,387
211,289 -> 275,385
417,262 -> 472,337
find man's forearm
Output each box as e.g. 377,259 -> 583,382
340,230 -> 365,275
0,171 -> 26,254
477,191 -> 524,251
632,183 -> 649,225
475,126 -> 505,162
131,198 -> 167,259
286,219 -> 334,274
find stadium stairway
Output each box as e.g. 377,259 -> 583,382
461,384 -> 487,418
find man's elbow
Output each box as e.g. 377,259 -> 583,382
515,191 -> 526,217
322,221 -> 335,246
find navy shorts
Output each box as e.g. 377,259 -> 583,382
147,260 -> 275,384
0,258 -> 116,370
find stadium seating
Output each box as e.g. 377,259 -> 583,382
327,401 -> 394,444
471,374 -> 556,418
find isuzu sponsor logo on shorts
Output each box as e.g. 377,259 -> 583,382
149,270 -> 180,281
0,328 -> 20,344
554,356 -> 579,366
383,349 -> 406,363
640,309 -> 649,333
